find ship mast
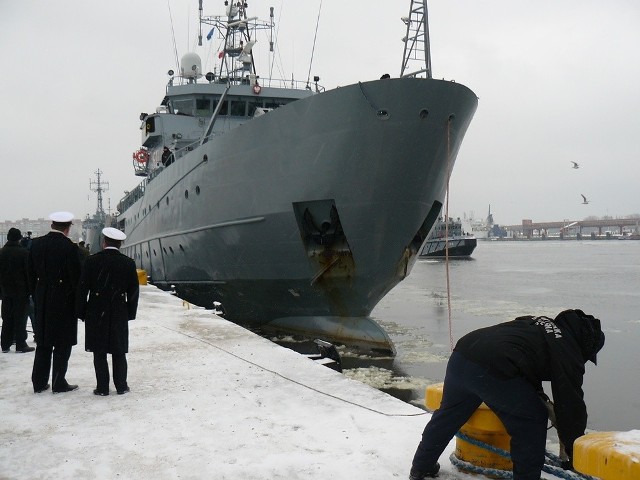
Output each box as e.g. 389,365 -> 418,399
198,1 -> 274,85
400,0 -> 432,78
89,169 -> 109,222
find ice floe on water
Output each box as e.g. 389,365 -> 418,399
343,366 -> 429,393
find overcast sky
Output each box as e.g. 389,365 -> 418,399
1,0 -> 638,226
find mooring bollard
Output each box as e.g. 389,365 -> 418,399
573,430 -> 640,480
425,382 -> 512,472
136,269 -> 148,285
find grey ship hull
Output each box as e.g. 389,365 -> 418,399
82,218 -> 104,255
119,78 -> 477,352
420,236 -> 478,258
83,214 -> 115,254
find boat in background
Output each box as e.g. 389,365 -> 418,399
463,205 -> 509,240
114,1 -> 477,353
420,216 -> 477,258
82,169 -> 112,254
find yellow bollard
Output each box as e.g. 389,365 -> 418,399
573,431 -> 640,480
136,269 -> 148,285
425,383 -> 513,472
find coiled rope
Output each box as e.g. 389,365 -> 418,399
450,432 -> 599,480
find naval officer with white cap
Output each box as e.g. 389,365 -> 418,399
76,227 -> 139,396
28,211 -> 82,393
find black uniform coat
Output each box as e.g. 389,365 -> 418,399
0,241 -> 30,345
76,248 -> 139,354
28,231 -> 82,347
0,240 -> 30,298
454,309 -> 603,458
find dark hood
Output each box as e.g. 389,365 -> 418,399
554,309 -> 605,365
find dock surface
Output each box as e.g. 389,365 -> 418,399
0,285 -> 473,479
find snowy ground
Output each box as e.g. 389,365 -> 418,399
1,285 -> 637,479
0,285 -> 472,480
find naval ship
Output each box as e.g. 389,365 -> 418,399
83,169 -> 112,255
116,1 -> 478,353
419,216 -> 477,258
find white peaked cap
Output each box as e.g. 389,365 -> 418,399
102,227 -> 127,241
49,211 -> 75,223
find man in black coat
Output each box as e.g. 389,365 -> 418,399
76,227 -> 139,396
0,228 -> 35,353
409,309 -> 605,480
29,212 -> 82,394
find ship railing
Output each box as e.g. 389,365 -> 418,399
142,139 -> 208,180
117,180 -> 147,214
168,75 -> 324,92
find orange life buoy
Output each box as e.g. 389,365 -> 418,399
134,150 -> 149,163
252,84 -> 261,95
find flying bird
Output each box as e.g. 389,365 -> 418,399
581,194 -> 589,204
570,161 -> 580,169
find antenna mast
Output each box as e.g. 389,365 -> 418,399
89,169 -> 109,221
400,0 -> 432,78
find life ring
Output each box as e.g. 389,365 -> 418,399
252,84 -> 261,95
134,150 -> 149,163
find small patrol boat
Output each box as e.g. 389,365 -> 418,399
419,216 -> 477,258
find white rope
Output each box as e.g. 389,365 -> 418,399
445,116 -> 454,352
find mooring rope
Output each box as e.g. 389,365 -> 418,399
451,432 -> 599,480
445,115 -> 454,352
154,320 -> 428,418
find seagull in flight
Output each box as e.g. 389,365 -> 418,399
570,161 -> 580,169
581,194 -> 589,204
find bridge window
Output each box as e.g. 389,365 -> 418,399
230,100 -> 246,116
195,97 -> 212,116
264,98 -> 293,109
145,117 -> 155,134
173,98 -> 194,116
247,98 -> 263,116
212,99 -> 228,115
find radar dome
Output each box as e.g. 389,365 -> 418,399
180,53 -> 202,79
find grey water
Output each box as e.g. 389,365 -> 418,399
278,240 -> 640,434
376,240 -> 640,433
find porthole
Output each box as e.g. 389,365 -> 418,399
419,109 -> 429,119
179,244 -> 184,252
185,190 -> 189,199
153,249 -> 157,256
169,246 -> 174,254
163,247 -> 167,254
166,197 -> 169,205
203,154 -> 208,162
145,251 -> 149,258
195,186 -> 201,195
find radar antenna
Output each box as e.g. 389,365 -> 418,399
400,0 -> 432,78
